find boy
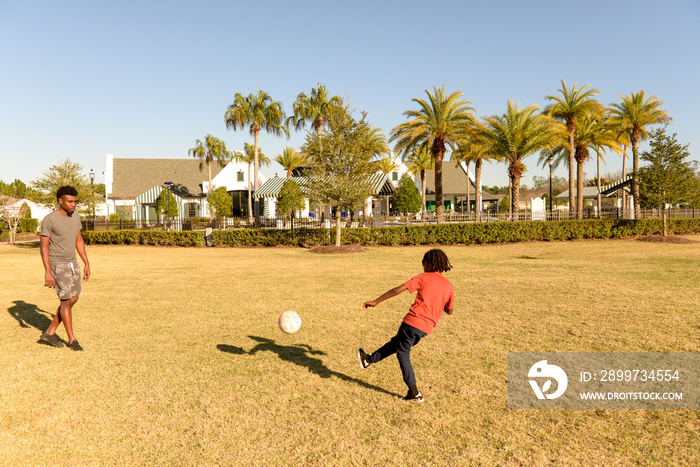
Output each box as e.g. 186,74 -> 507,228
39,186 -> 90,351
359,249 -> 454,402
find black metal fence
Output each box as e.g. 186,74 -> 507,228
81,208 -> 700,232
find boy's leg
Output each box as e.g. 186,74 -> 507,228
395,324 -> 427,389
368,329 -> 402,364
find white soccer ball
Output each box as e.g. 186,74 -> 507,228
278,310 -> 302,334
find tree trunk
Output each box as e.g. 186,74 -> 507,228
207,159 -> 213,218
621,145 -> 628,218
335,210 -> 341,247
577,158 -> 584,219
435,154 -> 444,223
465,161 -> 470,214
632,129 -> 641,219
247,163 -> 253,221
511,173 -> 521,221
596,152 -> 602,219
420,169 -> 426,216
253,128 -> 261,225
663,208 -> 668,237
475,159 -> 482,222
568,123 -> 576,217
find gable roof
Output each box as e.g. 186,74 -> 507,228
109,158 -> 226,199
424,161 -> 498,200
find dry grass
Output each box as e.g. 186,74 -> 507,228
1,237 -> 699,466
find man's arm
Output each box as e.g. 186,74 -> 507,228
76,231 -> 90,280
363,284 -> 408,310
40,235 -> 55,288
444,304 -> 454,315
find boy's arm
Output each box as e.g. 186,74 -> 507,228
76,231 -> 90,280
363,284 -> 408,310
444,304 -> 454,315
40,235 -> 55,288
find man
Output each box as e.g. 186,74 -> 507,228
39,186 -> 90,350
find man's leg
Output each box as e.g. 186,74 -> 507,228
45,305 -> 63,335
59,296 -> 79,344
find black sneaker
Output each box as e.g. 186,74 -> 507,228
402,391 -> 424,402
357,348 -> 371,369
40,332 -> 64,348
67,340 -> 83,351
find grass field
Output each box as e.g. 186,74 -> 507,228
1,238 -> 699,466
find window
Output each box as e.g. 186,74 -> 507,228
237,171 -> 244,182
392,171 -> 399,181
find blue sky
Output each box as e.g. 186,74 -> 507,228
1,0 -> 699,190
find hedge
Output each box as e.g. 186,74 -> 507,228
82,230 -> 205,246
81,219 -> 700,248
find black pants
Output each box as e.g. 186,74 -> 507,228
369,322 -> 427,387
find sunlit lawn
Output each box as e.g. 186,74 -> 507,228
1,237 -> 699,466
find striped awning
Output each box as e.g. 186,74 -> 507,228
600,175 -> 633,195
134,186 -> 184,205
253,173 -> 395,199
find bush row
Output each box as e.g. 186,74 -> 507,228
82,218 -> 700,247
82,230 -> 205,246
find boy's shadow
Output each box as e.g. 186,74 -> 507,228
7,300 -> 62,346
218,336 -> 401,397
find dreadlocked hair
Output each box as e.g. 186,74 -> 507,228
422,249 -> 452,273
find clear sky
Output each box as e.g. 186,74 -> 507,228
1,0 -> 699,190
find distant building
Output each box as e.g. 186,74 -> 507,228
105,154 -> 266,221
423,161 -> 498,211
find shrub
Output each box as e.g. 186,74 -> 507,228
81,219 -> 700,248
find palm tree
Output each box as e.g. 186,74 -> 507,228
608,91 -> 671,218
286,83 -> 342,156
390,85 -> 476,223
360,124 -> 391,159
187,134 -> 232,200
373,155 -> 400,174
572,115 -> 622,218
544,80 -> 602,217
236,143 -> 271,219
225,91 -> 289,219
453,122 -> 503,221
482,100 -> 555,220
274,147 -> 307,178
539,115 -> 620,219
403,146 -> 433,216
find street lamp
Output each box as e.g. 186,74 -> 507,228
89,168 -> 95,222
548,160 -> 553,217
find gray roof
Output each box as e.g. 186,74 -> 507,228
555,187 -> 602,200
109,158 -> 225,199
424,161 -> 498,200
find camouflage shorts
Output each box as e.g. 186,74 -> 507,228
51,260 -> 82,300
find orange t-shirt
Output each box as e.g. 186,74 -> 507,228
402,272 -> 454,334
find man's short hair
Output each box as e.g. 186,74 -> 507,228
56,186 -> 78,201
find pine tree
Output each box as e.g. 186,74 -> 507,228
392,174 -> 422,214
639,128 -> 700,235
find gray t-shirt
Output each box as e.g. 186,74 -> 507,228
40,210 -> 82,263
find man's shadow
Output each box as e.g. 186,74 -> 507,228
218,336 -> 401,397
7,300 -> 62,346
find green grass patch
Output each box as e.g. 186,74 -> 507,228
1,238 -> 699,465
